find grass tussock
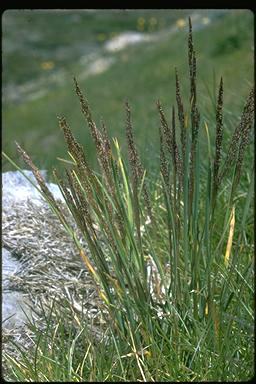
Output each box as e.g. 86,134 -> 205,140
2,17 -> 254,381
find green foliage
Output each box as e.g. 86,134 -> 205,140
2,15 -> 254,382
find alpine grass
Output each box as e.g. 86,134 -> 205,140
2,17 -> 254,381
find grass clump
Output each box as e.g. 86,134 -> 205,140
2,17 -> 254,381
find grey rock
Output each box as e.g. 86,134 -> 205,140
2,248 -> 20,288
2,248 -> 33,329
2,170 -> 64,329
2,169 -> 64,208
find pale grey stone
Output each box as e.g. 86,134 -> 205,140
2,170 -> 64,329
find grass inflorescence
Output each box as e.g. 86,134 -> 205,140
2,17 -> 254,381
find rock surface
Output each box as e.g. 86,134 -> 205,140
2,170 -> 64,329
2,169 -> 64,207
2,248 -> 32,329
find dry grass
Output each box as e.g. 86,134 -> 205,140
2,198 -> 109,377
2,188 -> 167,379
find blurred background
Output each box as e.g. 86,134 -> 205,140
2,9 -> 254,178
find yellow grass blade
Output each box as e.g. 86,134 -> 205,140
224,206 -> 235,267
80,249 -> 98,280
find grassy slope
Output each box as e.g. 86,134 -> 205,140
2,10 -> 254,177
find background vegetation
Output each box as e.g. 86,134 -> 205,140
2,9 -> 254,176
